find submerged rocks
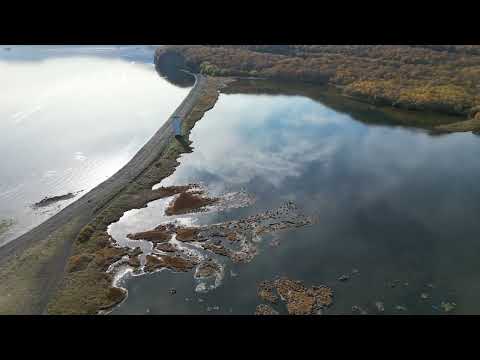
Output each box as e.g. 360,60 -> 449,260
388,279 -> 402,288
440,302 -> 456,313
420,293 -> 430,300
33,192 -> 76,208
269,239 -> 280,247
374,301 -> 385,312
352,305 -> 368,315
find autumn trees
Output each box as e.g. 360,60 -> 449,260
155,45 -> 480,117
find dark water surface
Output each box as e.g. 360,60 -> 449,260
0,45 -> 191,245
111,82 -> 480,315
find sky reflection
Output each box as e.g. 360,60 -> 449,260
0,46 -> 189,245
115,89 -> 480,314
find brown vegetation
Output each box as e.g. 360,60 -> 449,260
165,191 -> 218,216
155,243 -> 177,253
66,254 -> 93,273
255,304 -> 279,315
195,260 -> 221,278
265,277 -> 334,315
94,246 -> 128,270
127,229 -> 172,243
127,256 -> 141,268
99,287 -> 127,310
257,280 -> 278,304
144,254 -> 197,273
201,242 -> 230,257
175,227 -> 200,242
156,45 -> 480,127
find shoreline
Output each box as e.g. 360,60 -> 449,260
0,73 -> 231,314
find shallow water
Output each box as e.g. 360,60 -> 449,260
110,85 -> 480,315
0,45 -> 192,245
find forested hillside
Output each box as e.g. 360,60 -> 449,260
155,45 -> 480,122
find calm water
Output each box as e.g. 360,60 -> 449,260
0,45 -> 191,245
110,84 -> 480,315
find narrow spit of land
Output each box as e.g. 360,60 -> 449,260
0,73 -> 230,314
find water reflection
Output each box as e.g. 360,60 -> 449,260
0,46 -> 191,245
113,88 -> 480,315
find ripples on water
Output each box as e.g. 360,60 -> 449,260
0,45 -> 191,245
110,88 -> 480,315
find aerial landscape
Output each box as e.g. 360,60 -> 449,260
1,45 -> 480,315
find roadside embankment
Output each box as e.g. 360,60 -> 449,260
0,72 -> 232,314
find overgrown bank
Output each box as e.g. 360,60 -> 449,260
155,45 -> 480,133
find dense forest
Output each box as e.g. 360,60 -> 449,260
155,45 -> 480,124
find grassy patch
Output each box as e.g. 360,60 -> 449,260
0,217 -> 83,314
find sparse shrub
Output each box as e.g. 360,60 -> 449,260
76,224 -> 95,243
